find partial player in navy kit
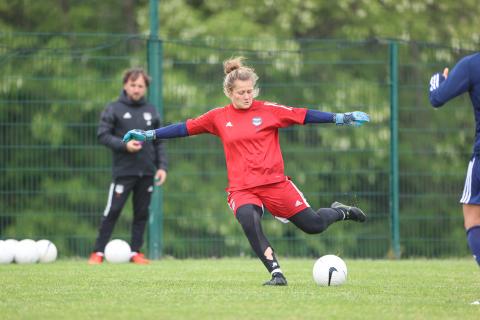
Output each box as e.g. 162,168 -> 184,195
429,52 -> 480,267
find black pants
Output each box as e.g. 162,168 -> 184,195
93,175 -> 153,253
236,204 -> 342,274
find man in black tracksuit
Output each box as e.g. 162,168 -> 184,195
88,68 -> 167,264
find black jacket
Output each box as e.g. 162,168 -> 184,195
97,90 -> 167,178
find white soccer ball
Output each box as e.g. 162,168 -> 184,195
15,239 -> 40,264
4,239 -> 19,253
0,240 -> 15,264
312,254 -> 348,286
36,240 -> 58,263
104,239 -> 131,263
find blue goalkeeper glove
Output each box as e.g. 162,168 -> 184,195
429,72 -> 446,92
334,111 -> 370,127
123,129 -> 156,143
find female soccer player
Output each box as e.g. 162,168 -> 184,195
124,57 -> 370,285
429,52 -> 480,268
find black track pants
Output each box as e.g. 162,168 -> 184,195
93,175 -> 153,252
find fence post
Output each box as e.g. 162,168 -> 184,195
389,40 -> 401,258
147,0 -> 163,259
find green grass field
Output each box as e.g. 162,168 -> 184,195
0,258 -> 479,320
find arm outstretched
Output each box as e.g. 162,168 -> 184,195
304,109 -> 370,127
123,122 -> 189,143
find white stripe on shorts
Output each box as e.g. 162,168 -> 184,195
460,158 -> 475,203
103,183 -> 115,216
288,180 -> 310,207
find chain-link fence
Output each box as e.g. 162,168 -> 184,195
0,33 -> 474,259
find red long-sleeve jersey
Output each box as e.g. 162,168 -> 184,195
186,100 -> 307,191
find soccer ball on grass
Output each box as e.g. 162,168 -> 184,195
104,239 -> 131,263
0,240 -> 15,264
312,254 -> 347,286
36,239 -> 58,263
15,239 -> 40,264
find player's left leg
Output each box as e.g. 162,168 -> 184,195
289,203 -> 366,234
259,179 -> 365,234
130,175 -> 154,264
289,207 -> 340,233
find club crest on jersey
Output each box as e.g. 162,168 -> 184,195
143,112 -> 152,125
252,117 -> 262,126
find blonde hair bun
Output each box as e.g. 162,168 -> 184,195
222,56 -> 259,98
223,57 -> 245,75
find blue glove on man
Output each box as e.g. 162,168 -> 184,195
123,129 -> 156,143
334,111 -> 370,127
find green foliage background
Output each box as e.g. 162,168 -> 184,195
0,0 -> 479,258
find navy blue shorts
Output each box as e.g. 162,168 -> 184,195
460,156 -> 480,204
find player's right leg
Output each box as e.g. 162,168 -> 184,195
89,177 -> 133,264
235,204 -> 287,286
460,156 -> 480,267
463,204 -> 480,266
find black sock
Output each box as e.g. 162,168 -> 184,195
318,207 -> 344,222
